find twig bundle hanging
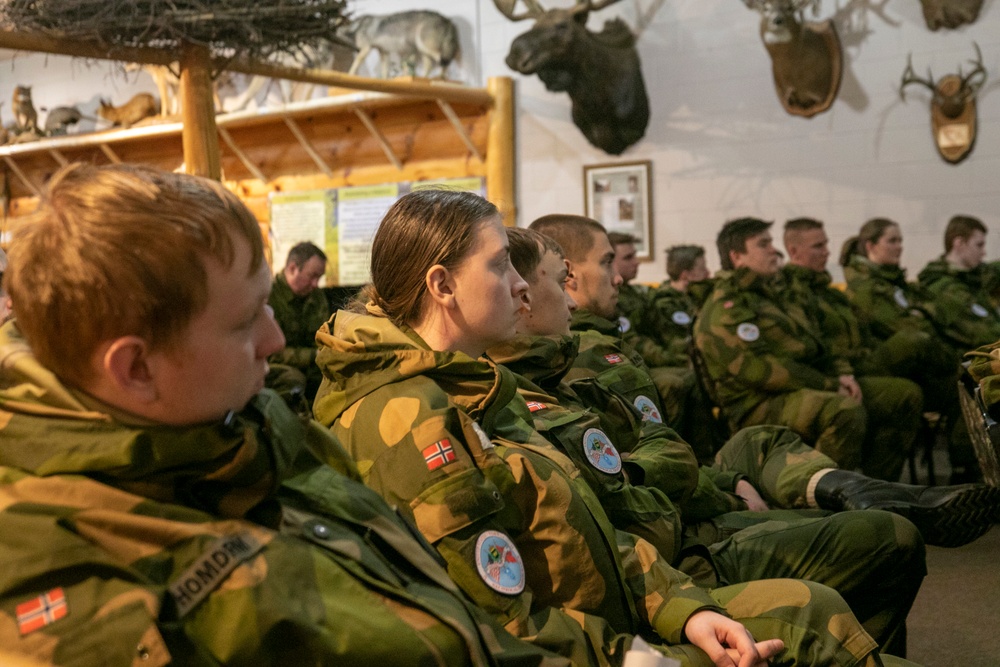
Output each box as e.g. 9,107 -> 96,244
0,0 -> 350,61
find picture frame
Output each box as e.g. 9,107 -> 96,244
583,160 -> 653,260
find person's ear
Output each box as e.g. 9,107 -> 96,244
99,336 -> 157,402
564,260 -> 579,291
728,249 -> 742,269
424,264 -> 457,308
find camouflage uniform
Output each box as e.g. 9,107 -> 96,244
0,324 -> 565,667
694,268 -> 873,472
313,308 -> 892,667
780,264 -> 924,481
491,333 -> 925,655
267,272 -> 331,398
640,285 -> 699,368
917,258 -> 1000,352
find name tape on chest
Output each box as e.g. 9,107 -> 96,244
736,322 -> 760,342
633,395 -> 663,424
475,530 -> 525,595
582,428 -> 623,474
671,311 -> 692,326
169,532 -> 264,618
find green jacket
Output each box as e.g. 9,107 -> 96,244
842,255 -> 938,343
312,308 -> 724,666
633,284 -> 696,368
617,283 -> 672,368
918,258 -> 1000,351
693,268 -> 839,425
267,272 -> 331,371
0,324 -> 564,667
780,264 -> 862,375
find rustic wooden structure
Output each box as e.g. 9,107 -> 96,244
0,30 -> 517,243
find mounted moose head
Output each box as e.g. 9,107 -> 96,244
493,0 -> 649,155
743,0 -> 843,117
900,44 -> 987,164
918,0 -> 984,31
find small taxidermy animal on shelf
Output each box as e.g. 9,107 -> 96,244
12,86 -> 38,134
97,93 -> 158,128
43,106 -> 84,136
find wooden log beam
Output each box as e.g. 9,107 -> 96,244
486,77 -> 516,226
179,42 -> 221,179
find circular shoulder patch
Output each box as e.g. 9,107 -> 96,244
582,428 -> 623,474
972,303 -> 990,318
736,322 -> 760,342
671,310 -> 692,326
475,531 -> 525,595
893,287 -> 910,309
471,421 -> 494,450
618,316 -> 632,333
633,395 -> 663,424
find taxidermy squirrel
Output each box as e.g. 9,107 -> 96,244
12,86 -> 38,134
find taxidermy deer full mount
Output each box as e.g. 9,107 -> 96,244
900,43 -> 987,164
743,0 -> 843,117
492,0 -> 649,155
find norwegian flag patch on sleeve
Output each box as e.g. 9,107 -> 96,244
422,439 -> 457,471
525,401 -> 547,413
604,353 -> 623,364
16,588 -> 68,636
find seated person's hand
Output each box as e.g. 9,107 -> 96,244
735,480 -> 769,512
684,610 -> 784,667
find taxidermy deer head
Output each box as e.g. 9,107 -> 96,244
743,0 -> 843,117
492,0 -> 649,155
900,43 -> 987,164
918,0 -> 984,31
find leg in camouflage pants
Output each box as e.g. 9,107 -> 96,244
708,426 -> 927,657
856,376 -> 922,481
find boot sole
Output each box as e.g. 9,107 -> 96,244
870,485 -> 1000,548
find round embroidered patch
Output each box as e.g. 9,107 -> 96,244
736,322 -> 760,342
972,303 -> 989,318
582,428 -> 622,474
471,422 -> 494,450
671,311 -> 692,326
634,395 -> 663,424
475,531 -> 525,595
893,288 -> 909,309
618,316 -> 632,333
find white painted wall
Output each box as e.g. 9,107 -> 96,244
4,0 -> 1000,282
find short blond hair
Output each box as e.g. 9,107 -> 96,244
8,163 -> 263,387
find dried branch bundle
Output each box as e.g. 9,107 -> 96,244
0,0 -> 350,60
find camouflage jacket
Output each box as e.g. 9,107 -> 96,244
0,324 -> 563,667
918,258 -> 1000,351
616,283 -> 671,368
842,255 -> 938,343
694,268 -> 840,424
631,285 -> 694,369
492,335 -> 742,526
267,272 -> 331,371
312,309 -> 724,666
780,264 -> 863,375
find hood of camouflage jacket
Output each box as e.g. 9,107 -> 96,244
570,309 -> 621,338
918,257 -> 985,291
0,322 -> 319,519
313,306 -> 513,428
486,334 -> 579,392
844,254 -> 907,287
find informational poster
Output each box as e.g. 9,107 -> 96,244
267,176 -> 487,285
269,190 -> 336,282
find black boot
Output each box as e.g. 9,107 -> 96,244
814,469 -> 1000,548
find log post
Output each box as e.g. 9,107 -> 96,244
486,76 -> 516,226
179,42 -> 221,180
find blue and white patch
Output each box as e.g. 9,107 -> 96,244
618,316 -> 632,333
671,311 -> 692,326
475,531 -> 525,595
972,303 -> 990,318
471,421 -> 494,450
893,288 -> 909,309
736,322 -> 760,342
634,395 -> 663,424
582,428 -> 622,474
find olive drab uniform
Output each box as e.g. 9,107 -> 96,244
490,333 -> 926,656
0,324 -> 566,667
641,285 -> 699,368
312,308 -> 891,667
694,268 -> 869,471
917,258 -> 1000,352
267,272 -> 332,401
779,264 -> 924,481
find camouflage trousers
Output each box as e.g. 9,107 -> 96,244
706,426 -> 927,656
740,388 -> 867,472
653,578 -> 899,666
856,376 -> 923,481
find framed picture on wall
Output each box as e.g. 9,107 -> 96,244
583,160 -> 653,260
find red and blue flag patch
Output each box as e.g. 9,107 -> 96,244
422,439 -> 456,471
526,401 -> 547,413
17,588 -> 67,636
604,353 -> 623,364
